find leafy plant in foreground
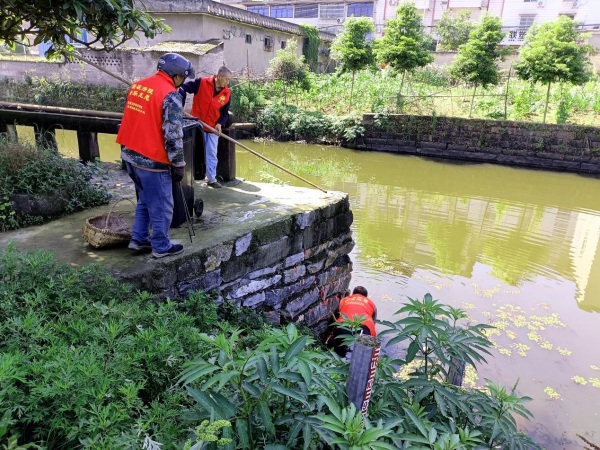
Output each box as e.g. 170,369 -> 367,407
179,324 -> 347,449
372,293 -> 540,449
316,398 -> 400,450
179,292 -> 540,449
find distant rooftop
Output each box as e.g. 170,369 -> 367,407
144,40 -> 222,55
137,0 -> 336,41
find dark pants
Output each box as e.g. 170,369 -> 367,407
326,323 -> 372,358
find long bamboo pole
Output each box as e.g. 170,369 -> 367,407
188,116 -> 328,193
71,52 -> 328,193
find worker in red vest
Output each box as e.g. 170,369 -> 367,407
179,66 -> 232,188
326,286 -> 377,357
116,53 -> 194,258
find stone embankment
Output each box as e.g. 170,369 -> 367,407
348,114 -> 600,174
0,174 -> 353,335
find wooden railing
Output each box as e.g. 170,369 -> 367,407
0,101 -> 122,162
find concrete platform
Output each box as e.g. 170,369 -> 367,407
0,172 -> 354,331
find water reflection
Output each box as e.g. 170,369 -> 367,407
236,141 -> 600,314
234,140 -> 600,448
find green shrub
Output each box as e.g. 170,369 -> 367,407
229,81 -> 266,122
257,104 -> 365,144
290,110 -> 330,142
0,77 -> 127,112
0,246 -> 222,449
256,102 -> 298,140
0,138 -> 110,231
328,113 -> 365,144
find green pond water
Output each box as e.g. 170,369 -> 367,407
233,140 -> 600,449
24,126 -> 600,448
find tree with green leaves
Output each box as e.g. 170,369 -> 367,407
434,10 -> 476,52
449,15 -> 506,118
374,3 -> 433,94
515,16 -> 594,123
331,16 -> 375,110
267,41 -> 311,104
0,0 -> 167,58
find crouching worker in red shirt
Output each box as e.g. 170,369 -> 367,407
325,286 -> 377,358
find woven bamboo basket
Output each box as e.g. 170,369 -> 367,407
82,197 -> 135,249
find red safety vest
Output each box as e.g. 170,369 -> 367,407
336,294 -> 377,336
190,75 -> 231,130
116,71 -> 175,164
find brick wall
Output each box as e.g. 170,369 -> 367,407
348,114 -> 600,174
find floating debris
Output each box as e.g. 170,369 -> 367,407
589,378 -> 600,388
544,386 -> 561,399
557,347 -> 572,356
511,343 -> 530,357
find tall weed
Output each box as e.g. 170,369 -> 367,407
229,80 -> 266,122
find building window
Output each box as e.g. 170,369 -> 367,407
559,13 -> 575,19
245,34 -> 252,44
270,5 -> 293,18
319,3 -> 345,19
519,14 -> 536,27
281,41 -> 287,49
295,3 -> 318,18
248,5 -> 269,16
523,0 -> 536,2
347,2 -> 373,17
518,14 -> 535,40
264,36 -> 273,51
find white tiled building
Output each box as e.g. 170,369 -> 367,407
228,0 -> 599,48
402,0 -> 599,47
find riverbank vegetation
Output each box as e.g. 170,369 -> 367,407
2,12 -> 597,145
0,137 -> 110,231
0,75 -> 127,112
0,246 -> 541,449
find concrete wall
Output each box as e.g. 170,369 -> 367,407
119,195 -> 354,335
150,13 -> 301,76
139,0 -> 334,74
348,114 -> 600,174
0,48 -> 224,87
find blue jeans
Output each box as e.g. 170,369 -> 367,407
125,162 -> 174,253
203,131 -> 219,182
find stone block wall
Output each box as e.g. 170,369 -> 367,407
119,195 -> 354,335
350,114 -> 600,174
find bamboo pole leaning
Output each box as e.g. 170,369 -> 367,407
186,115 -> 328,193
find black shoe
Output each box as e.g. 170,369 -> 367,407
152,243 -> 184,258
207,181 -> 222,188
128,239 -> 152,251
